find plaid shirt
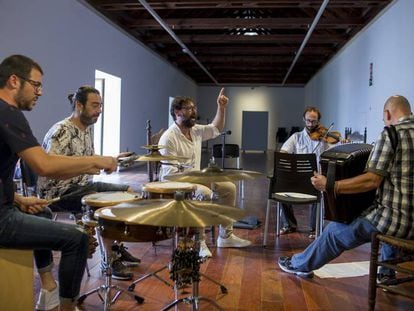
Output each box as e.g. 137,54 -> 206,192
363,115 -> 414,239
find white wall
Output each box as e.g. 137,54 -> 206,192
0,0 -> 197,153
198,86 -> 305,150
305,0 -> 413,143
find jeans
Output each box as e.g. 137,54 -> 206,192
379,243 -> 399,276
49,181 -> 129,214
281,203 -> 317,231
0,204 -> 89,301
291,217 -> 378,272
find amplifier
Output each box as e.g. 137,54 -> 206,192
320,143 -> 376,224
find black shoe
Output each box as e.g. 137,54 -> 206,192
377,273 -> 397,292
279,227 -> 296,235
111,259 -> 133,280
278,256 -> 314,278
113,242 -> 141,266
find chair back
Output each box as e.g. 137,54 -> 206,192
269,152 -> 319,199
212,144 -> 240,158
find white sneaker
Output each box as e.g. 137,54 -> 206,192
35,281 -> 59,310
199,240 -> 212,258
217,234 -> 252,248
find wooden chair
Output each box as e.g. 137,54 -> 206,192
263,152 -> 323,247
368,233 -> 414,310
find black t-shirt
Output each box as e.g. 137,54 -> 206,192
0,99 -> 39,205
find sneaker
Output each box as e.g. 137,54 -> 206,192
199,239 -> 212,258
111,259 -> 133,280
279,226 -> 296,235
217,234 -> 251,248
35,281 -> 59,310
377,273 -> 397,292
115,243 -> 141,266
278,256 -> 314,278
308,231 -> 316,239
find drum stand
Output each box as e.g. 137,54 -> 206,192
78,226 -> 144,310
162,230 -> 226,311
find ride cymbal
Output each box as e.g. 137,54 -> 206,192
94,199 -> 245,227
164,164 -> 262,183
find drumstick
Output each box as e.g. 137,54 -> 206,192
47,197 -> 61,205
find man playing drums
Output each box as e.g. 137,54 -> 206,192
159,88 -> 251,258
37,85 -> 139,280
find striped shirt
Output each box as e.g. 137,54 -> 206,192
363,115 -> 414,239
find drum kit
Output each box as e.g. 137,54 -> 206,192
79,145 -> 262,311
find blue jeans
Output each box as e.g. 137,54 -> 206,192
0,204 -> 88,301
379,243 -> 399,276
291,217 -> 378,272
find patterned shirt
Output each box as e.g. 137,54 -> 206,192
158,123 -> 219,180
363,115 -> 414,239
37,118 -> 94,199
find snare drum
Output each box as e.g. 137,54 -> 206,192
142,182 -> 196,199
81,191 -> 142,210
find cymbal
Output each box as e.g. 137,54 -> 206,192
141,144 -> 166,151
94,199 -> 245,227
135,152 -> 189,162
164,164 -> 262,183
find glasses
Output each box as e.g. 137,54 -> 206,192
304,119 -> 319,125
16,75 -> 43,92
181,105 -> 197,111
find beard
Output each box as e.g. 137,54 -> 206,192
306,124 -> 319,133
80,112 -> 99,127
182,114 -> 197,128
14,88 -> 36,111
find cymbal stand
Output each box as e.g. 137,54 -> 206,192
78,225 -> 144,310
127,228 -> 178,292
162,229 -> 226,311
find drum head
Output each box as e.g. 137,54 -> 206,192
142,181 -> 196,194
82,191 -> 142,207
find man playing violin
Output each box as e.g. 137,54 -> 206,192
279,106 -> 334,238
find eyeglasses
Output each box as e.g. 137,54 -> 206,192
304,119 -> 319,125
181,105 -> 197,111
16,75 -> 43,92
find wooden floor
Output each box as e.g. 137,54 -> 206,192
34,151 -> 414,310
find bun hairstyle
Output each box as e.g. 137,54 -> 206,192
68,85 -> 100,111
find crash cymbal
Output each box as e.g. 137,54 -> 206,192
164,163 -> 262,183
135,152 -> 189,162
94,199 -> 245,227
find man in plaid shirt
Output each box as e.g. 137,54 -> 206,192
278,95 -> 414,278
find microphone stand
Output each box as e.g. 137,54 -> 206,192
221,132 -> 226,169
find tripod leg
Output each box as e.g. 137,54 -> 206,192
128,265 -> 173,291
199,272 -> 228,294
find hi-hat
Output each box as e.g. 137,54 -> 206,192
164,163 -> 262,183
94,199 -> 245,227
135,152 -> 188,162
141,144 -> 166,151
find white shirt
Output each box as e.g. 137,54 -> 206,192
281,128 -> 331,165
158,122 -> 219,180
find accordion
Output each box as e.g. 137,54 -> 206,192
320,143 -> 376,224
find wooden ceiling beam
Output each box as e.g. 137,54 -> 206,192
127,17 -> 364,30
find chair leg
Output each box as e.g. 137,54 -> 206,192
263,199 -> 271,247
368,233 -> 380,310
276,202 -> 281,238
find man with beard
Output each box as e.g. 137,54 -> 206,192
37,85 -> 140,280
278,106 -> 332,238
158,89 -> 251,258
0,54 -> 117,310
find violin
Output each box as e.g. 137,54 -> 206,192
309,124 -> 343,144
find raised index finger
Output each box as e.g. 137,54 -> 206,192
219,87 -> 225,97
